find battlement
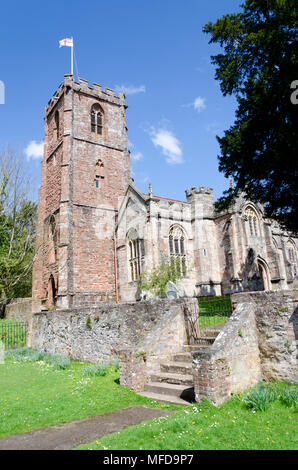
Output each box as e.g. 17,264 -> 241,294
185,186 -> 213,199
45,74 -> 127,116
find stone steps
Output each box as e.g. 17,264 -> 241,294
139,391 -> 192,406
183,344 -> 212,352
140,327 -> 221,405
201,329 -> 221,337
172,352 -> 192,362
160,361 -> 193,375
196,336 -> 217,344
144,381 -> 191,397
150,371 -> 194,387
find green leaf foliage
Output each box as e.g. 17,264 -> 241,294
0,149 -> 37,300
203,0 -> 298,232
138,257 -> 186,297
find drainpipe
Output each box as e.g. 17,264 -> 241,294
114,231 -> 119,303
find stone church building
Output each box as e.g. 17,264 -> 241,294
32,75 -> 298,309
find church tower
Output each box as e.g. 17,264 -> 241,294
32,75 -> 131,309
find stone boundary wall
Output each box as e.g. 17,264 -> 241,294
192,289 -> 298,405
232,289 -> 298,383
4,298 -> 42,323
31,298 -> 198,367
119,299 -> 198,392
192,302 -> 262,405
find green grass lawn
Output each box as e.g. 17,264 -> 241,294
198,315 -> 228,329
1,349 -> 297,450
76,386 -> 298,451
0,351 -> 182,439
198,296 -> 232,329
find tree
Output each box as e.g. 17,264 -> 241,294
203,0 -> 298,232
0,147 -> 37,300
138,257 -> 187,297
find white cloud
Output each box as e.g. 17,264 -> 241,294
151,129 -> 183,164
127,139 -> 134,150
24,140 -> 44,160
128,140 -> 143,161
131,151 -> 143,161
193,96 -> 206,112
182,96 -> 206,113
204,121 -> 219,134
115,84 -> 146,95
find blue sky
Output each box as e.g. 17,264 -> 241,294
0,0 -> 242,202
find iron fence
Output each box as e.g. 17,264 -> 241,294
198,295 -> 232,329
0,321 -> 27,350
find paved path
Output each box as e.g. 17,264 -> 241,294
0,407 -> 176,450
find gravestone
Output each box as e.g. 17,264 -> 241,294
136,287 -> 155,301
165,281 -> 179,299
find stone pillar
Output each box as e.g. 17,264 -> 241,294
119,349 -> 148,393
192,350 -> 230,405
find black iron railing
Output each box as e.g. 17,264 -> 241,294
0,321 -> 27,350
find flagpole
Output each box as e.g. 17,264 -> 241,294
71,37 -> 74,75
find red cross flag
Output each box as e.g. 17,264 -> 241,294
59,38 -> 73,48
59,37 -> 74,75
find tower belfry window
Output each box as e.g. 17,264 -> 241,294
91,103 -> 103,135
94,159 -> 105,188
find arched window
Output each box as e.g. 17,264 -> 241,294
245,206 -> 259,236
169,225 -> 186,276
94,159 -> 105,188
127,229 -> 144,281
91,103 -> 103,135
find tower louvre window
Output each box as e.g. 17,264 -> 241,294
94,159 -> 105,188
91,103 -> 103,135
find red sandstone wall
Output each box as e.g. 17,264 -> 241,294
33,76 -> 130,307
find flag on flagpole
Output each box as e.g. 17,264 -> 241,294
59,38 -> 73,48
59,37 -> 74,75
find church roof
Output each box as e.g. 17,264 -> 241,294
141,193 -> 189,204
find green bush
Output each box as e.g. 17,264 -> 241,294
49,354 -> 71,370
82,363 -> 110,377
279,386 -> 298,407
244,382 -> 277,411
5,347 -> 71,370
5,347 -> 47,362
110,360 -> 119,371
